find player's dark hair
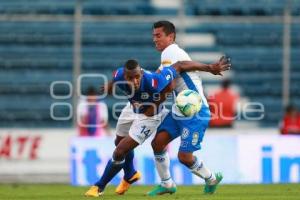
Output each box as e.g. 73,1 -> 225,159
153,20 -> 176,40
124,59 -> 139,70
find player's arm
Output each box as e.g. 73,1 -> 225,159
152,66 -> 178,93
172,56 -> 231,75
143,81 -> 175,117
143,69 -> 176,116
99,81 -> 114,95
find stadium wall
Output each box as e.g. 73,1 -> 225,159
0,129 -> 74,183
1,129 -> 299,184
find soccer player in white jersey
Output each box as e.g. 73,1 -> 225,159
147,21 -> 226,196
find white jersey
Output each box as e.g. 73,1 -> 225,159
159,43 -> 208,115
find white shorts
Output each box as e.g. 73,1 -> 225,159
116,102 -> 169,144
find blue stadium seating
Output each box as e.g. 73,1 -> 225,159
0,0 -> 75,14
0,0 -> 177,16
0,1 -> 299,127
0,20 -> 160,127
185,0 -> 300,16
186,21 -> 300,126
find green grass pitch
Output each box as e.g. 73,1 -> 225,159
0,184 -> 299,200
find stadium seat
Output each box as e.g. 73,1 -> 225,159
1,1 -> 299,128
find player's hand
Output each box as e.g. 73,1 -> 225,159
99,85 -> 110,95
209,55 -> 231,76
99,85 -> 105,95
99,82 -> 113,95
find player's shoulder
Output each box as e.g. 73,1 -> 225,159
141,69 -> 154,82
141,69 -> 159,91
161,43 -> 191,61
112,67 -> 124,81
162,43 -> 187,55
142,69 -> 154,78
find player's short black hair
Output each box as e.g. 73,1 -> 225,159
124,59 -> 139,70
153,20 -> 176,39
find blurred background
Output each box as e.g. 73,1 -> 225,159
0,0 -> 299,186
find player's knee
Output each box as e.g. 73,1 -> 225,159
114,136 -> 124,146
114,138 -> 119,146
151,139 -> 165,153
151,139 -> 158,150
178,153 -> 194,167
113,147 -> 126,161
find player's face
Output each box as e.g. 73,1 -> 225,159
124,68 -> 143,91
153,27 -> 174,52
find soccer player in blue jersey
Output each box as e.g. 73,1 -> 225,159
85,58 -> 230,197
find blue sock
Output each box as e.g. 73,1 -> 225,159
94,159 -> 124,190
123,150 -> 136,181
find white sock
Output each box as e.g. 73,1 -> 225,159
189,157 -> 216,183
154,151 -> 174,187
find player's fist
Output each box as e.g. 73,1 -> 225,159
99,85 -> 105,95
99,82 -> 113,95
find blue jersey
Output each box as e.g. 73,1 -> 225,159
112,66 -> 177,113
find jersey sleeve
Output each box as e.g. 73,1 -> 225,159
112,67 -> 124,82
158,50 -> 176,70
159,46 -> 192,70
151,66 -> 177,93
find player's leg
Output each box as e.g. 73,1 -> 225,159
115,134 -> 141,193
152,130 -> 173,186
178,151 -> 222,194
115,135 -> 141,194
89,136 -> 139,196
116,111 -> 166,195
86,105 -> 135,197
114,134 -> 141,193
147,112 -> 180,196
114,136 -> 141,195
85,137 -> 135,197
85,138 -> 126,197
114,104 -> 141,194
116,103 -> 138,179
177,107 -> 223,194
178,151 -> 217,182
84,142 -> 126,197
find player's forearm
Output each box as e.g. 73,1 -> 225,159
143,82 -> 174,117
100,81 -> 113,95
156,81 -> 174,104
173,61 -> 212,73
106,81 -> 114,95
